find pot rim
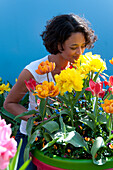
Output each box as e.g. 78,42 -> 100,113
32,149 -> 113,170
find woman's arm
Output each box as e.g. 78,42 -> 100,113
3,69 -> 34,121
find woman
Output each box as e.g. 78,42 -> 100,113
3,13 -> 97,169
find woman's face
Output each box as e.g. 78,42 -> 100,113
60,32 -> 86,63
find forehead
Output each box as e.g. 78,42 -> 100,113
64,32 -> 86,46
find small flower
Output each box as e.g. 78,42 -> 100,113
67,149 -> 71,153
109,144 -> 113,149
35,137 -> 38,141
84,137 -> 90,141
54,145 -> 57,149
94,153 -> 98,158
15,78 -> 18,82
42,138 -> 45,142
83,130 -> 85,135
37,99 -> 40,106
42,143 -> 45,148
109,58 -> 113,65
107,142 -> 111,147
78,125 -> 83,130
33,121 -> 38,125
90,138 -> 94,144
35,60 -> 55,75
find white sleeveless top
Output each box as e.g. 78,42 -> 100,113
20,55 -> 54,134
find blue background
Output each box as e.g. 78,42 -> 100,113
0,0 -> 113,85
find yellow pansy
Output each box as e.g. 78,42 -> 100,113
0,83 -> 11,94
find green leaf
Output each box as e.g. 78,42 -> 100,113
59,109 -> 70,115
79,117 -> 95,131
46,107 -> 52,116
44,132 -> 52,142
93,69 -> 101,82
9,138 -> 22,170
42,121 -> 59,133
14,110 -> 38,120
106,115 -> 112,131
39,98 -> 46,117
59,115 -> 66,135
1,107 -> 21,123
72,88 -> 86,105
41,138 -> 59,151
64,131 -> 88,149
26,117 -> 36,136
85,110 -> 95,121
105,134 -> 113,143
58,95 -> 69,106
19,157 -> 31,170
97,114 -> 107,124
91,137 -> 105,161
24,129 -> 41,161
65,125 -> 75,132
24,146 -> 30,162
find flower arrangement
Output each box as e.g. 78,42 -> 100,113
16,52 -> 113,166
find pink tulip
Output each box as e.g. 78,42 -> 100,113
0,117 -> 17,170
85,79 -> 105,98
25,78 -> 37,92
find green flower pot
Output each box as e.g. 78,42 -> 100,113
32,149 -> 113,170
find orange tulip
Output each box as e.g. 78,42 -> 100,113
33,81 -> 59,98
101,99 -> 113,113
35,60 -> 55,75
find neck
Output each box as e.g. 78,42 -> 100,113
48,54 -> 69,80
48,54 -> 68,71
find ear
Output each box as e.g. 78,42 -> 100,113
58,43 -> 63,52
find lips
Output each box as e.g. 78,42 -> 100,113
73,56 -> 80,60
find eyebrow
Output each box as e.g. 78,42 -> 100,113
70,42 -> 86,46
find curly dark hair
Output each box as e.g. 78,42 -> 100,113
41,14 -> 97,55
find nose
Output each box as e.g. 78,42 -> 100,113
76,47 -> 83,55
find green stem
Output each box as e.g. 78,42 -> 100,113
70,105 -> 74,127
109,114 -> 112,137
47,73 -> 49,82
93,96 -> 98,124
42,97 -> 48,120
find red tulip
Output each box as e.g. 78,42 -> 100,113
25,78 -> 37,92
85,79 -> 105,98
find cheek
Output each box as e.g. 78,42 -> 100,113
82,48 -> 85,53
